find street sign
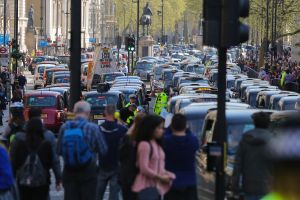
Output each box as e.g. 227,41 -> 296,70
0,47 -> 7,54
89,38 -> 96,43
0,46 -> 8,66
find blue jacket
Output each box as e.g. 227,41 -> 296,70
163,132 -> 199,189
0,145 -> 14,190
98,120 -> 127,171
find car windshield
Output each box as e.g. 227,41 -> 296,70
283,101 -> 296,110
26,96 -> 57,107
85,94 -> 118,108
194,67 -> 204,74
163,72 -> 174,81
103,74 -> 122,82
136,62 -> 153,70
54,76 -> 70,84
227,80 -> 235,89
187,118 -> 204,137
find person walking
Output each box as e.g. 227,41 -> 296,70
163,114 -> 199,200
17,73 -> 27,95
57,101 -> 107,200
232,112 -> 273,200
0,137 -> 18,200
132,115 -> 175,200
10,107 -> 62,191
3,103 -> 25,147
119,113 -> 146,200
153,88 -> 168,116
97,105 -> 128,200
11,118 -> 55,200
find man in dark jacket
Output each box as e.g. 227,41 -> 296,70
97,105 -> 127,200
232,112 -> 273,200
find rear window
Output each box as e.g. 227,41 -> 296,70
103,74 -> 122,82
54,76 -> 70,84
85,95 -> 118,108
26,96 -> 57,107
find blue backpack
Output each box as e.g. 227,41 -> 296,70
61,121 -> 93,169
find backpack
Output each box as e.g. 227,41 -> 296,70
61,121 -> 93,169
17,144 -> 48,187
118,136 -> 153,186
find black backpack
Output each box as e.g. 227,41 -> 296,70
118,136 -> 152,187
16,143 -> 48,187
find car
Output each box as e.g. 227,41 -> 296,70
38,87 -> 70,108
100,72 -> 125,84
43,68 -> 69,87
256,90 -> 283,109
29,56 -> 58,74
197,109 -> 273,200
83,91 -> 126,125
134,60 -> 156,81
52,74 -> 70,84
269,93 -> 299,110
174,94 -> 218,113
184,64 -> 205,75
23,91 -> 66,133
245,87 -> 278,107
34,64 -> 57,89
161,68 -> 183,92
278,96 -> 300,111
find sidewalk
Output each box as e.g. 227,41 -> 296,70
0,108 -> 9,134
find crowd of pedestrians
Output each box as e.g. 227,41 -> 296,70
0,101 -> 200,200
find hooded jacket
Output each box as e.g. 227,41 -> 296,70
232,128 -> 273,195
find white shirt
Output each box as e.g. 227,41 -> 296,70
121,65 -> 128,74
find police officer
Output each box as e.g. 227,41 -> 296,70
125,94 -> 137,108
120,103 -> 137,127
154,87 -> 168,115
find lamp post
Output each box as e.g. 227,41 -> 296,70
136,0 -> 139,57
101,1 -> 104,44
3,0 -> 7,46
13,0 -> 18,74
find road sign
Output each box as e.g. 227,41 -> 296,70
0,47 -> 7,54
0,46 -> 8,66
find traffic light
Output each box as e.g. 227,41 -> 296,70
203,0 -> 222,46
11,39 -> 17,52
128,35 -> 135,52
125,36 -> 129,51
221,0 -> 249,47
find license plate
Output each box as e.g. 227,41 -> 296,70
94,115 -> 103,120
98,120 -> 105,125
41,114 -> 48,119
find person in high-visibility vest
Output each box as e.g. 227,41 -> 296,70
125,94 -> 137,108
280,69 -> 287,88
153,88 -> 168,115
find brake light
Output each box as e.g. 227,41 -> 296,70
36,76 -> 38,80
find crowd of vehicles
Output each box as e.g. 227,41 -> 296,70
25,44 -> 299,199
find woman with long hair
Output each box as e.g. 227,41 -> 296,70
132,115 -> 175,200
119,113 -> 146,200
11,118 -> 54,200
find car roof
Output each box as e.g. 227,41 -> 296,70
83,90 -> 122,96
25,91 -> 61,97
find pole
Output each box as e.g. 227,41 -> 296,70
136,0 -> 139,57
56,0 -> 59,55
14,0 -> 18,75
161,0 -> 164,43
274,0 -> 278,60
101,5 -> 104,43
127,50 -> 130,74
215,47 -> 227,200
266,0 -> 270,46
131,51 -> 134,73
3,0 -> 6,46
69,0 -> 81,110
65,0 -> 69,53
271,0 -> 274,66
215,0 -> 227,199
92,3 -> 95,39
